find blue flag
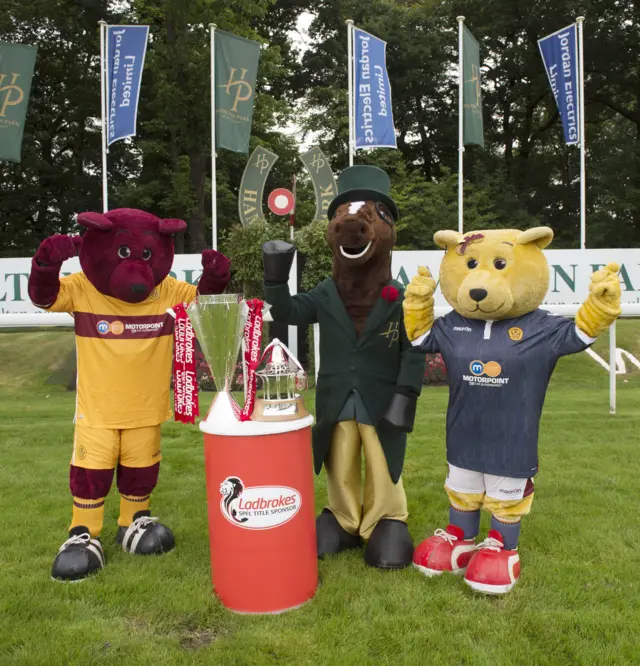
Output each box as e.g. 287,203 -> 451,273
353,27 -> 396,149
106,25 -> 149,146
538,24 -> 580,145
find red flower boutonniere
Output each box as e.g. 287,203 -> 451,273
381,285 -> 399,302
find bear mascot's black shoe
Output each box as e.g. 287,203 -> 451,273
364,519 -> 414,570
51,525 -> 105,582
316,509 -> 361,559
116,510 -> 175,555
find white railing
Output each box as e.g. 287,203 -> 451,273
2,304 -> 639,415
313,303 -> 640,416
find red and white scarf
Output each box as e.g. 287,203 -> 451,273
172,302 -> 199,424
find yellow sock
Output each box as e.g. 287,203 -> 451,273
70,498 -> 105,538
118,494 -> 151,528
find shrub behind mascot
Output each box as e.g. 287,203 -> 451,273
261,166 -> 426,570
28,208 -> 231,582
404,227 -> 621,594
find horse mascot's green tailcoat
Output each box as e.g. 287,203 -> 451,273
262,165 -> 426,570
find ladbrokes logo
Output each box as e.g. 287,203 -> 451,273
463,360 -> 509,386
220,476 -> 301,530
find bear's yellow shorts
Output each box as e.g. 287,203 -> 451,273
71,424 -> 162,470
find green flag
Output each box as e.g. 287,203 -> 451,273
238,146 -> 278,225
462,26 -> 483,148
0,42 -> 37,162
215,30 -> 260,154
299,147 -> 338,221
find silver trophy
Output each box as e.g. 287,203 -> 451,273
187,294 -> 246,424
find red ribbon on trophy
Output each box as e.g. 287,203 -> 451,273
172,302 -> 199,424
230,298 -> 264,422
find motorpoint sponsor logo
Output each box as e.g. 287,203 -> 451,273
96,318 -> 164,335
470,360 -> 502,377
463,360 -> 509,386
124,321 -> 164,333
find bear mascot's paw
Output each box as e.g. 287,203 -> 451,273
403,266 -> 436,342
198,249 -> 232,295
29,235 -> 83,307
116,511 -> 175,555
51,526 -> 105,583
576,262 -> 622,338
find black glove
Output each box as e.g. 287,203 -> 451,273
263,240 -> 296,285
379,386 -> 418,433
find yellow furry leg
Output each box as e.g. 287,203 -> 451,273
483,494 -> 534,522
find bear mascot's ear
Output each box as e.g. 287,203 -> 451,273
158,218 -> 187,235
516,226 -> 554,249
434,230 -> 464,250
76,212 -> 113,231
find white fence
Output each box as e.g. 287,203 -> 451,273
315,303 -> 640,417
2,249 -> 639,414
5,305 -> 637,416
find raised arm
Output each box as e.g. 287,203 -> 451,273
262,241 -> 319,326
403,266 -> 437,350
198,250 -> 231,295
28,234 -> 82,310
575,263 -> 622,339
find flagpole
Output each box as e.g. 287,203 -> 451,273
288,172 -> 297,358
99,20 -> 108,213
457,16 -> 465,235
346,19 -> 354,166
577,16 -> 586,249
209,23 -> 218,250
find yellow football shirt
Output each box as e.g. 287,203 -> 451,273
47,273 -> 197,428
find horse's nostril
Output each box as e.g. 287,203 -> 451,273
131,283 -> 147,295
470,288 -> 488,302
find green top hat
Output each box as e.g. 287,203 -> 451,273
327,165 -> 399,221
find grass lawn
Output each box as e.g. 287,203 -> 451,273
1,323 -> 639,665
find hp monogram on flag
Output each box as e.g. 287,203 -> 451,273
215,30 -> 261,154
538,24 -> 580,145
353,27 -> 396,149
0,42 -> 37,162
106,26 -> 149,146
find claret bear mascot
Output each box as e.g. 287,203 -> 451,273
403,227 -> 621,594
262,166 -> 426,569
28,208 -> 231,582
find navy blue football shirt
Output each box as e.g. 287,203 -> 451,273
414,309 -> 595,478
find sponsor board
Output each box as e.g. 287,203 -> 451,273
2,249 -> 640,315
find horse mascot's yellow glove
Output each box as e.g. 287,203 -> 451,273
403,266 -> 436,342
575,263 -> 622,338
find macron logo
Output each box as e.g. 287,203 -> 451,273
453,326 -> 472,332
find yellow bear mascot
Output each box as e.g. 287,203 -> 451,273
404,227 -> 621,594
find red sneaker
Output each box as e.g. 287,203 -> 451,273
464,530 -> 520,595
412,525 -> 476,577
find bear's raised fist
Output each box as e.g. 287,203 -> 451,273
576,262 -> 622,338
403,266 -> 436,341
589,262 -> 622,305
34,235 -> 82,268
198,249 -> 231,295
202,249 -> 231,280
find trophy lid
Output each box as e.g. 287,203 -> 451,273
257,338 -> 305,378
